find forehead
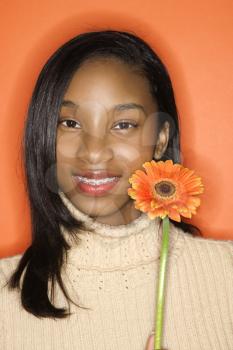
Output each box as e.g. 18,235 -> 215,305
63,57 -> 157,114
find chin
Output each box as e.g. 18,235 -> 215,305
71,193 -> 130,219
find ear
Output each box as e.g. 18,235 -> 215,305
153,121 -> 170,160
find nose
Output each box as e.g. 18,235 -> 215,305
79,133 -> 113,165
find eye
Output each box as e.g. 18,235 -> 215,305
113,121 -> 138,130
58,119 -> 81,129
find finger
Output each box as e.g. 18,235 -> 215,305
145,334 -> 155,350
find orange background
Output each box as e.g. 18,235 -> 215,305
1,0 -> 233,258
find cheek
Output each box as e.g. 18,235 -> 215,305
56,133 -> 77,189
112,139 -> 154,177
56,131 -> 83,161
113,142 -> 141,163
113,121 -> 157,162
141,113 -> 157,147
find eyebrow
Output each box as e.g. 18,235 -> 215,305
61,100 -> 146,115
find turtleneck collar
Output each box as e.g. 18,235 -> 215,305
58,190 -> 161,239
59,190 -> 185,267
58,190 -> 184,270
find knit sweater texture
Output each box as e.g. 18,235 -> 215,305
0,191 -> 233,350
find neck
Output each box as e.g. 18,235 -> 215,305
90,202 -> 142,226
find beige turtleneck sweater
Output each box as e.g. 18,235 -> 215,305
0,191 -> 233,350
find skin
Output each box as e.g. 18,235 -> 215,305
56,57 -> 170,226
145,334 -> 155,350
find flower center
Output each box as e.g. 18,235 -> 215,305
154,180 -> 176,198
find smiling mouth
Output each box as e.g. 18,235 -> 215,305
73,169 -> 121,179
74,175 -> 119,185
72,175 -> 121,196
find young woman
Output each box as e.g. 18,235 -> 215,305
0,30 -> 232,350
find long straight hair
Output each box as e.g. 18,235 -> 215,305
7,30 -> 202,319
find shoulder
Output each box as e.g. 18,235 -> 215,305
0,254 -> 23,315
183,229 -> 233,254
0,253 -> 23,288
0,254 -> 24,345
175,225 -> 233,271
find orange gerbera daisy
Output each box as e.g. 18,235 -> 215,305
127,159 -> 204,222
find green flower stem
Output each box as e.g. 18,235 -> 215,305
154,215 -> 170,350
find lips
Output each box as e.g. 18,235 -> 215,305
73,170 -> 121,179
72,170 -> 121,196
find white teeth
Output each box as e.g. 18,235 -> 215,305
76,176 -> 118,185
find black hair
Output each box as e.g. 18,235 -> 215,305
6,29 -> 202,319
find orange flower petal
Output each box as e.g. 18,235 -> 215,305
167,209 -> 181,222
128,160 -> 204,221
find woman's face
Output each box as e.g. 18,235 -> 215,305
56,57 -> 169,225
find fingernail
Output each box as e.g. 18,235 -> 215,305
148,334 -> 155,348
